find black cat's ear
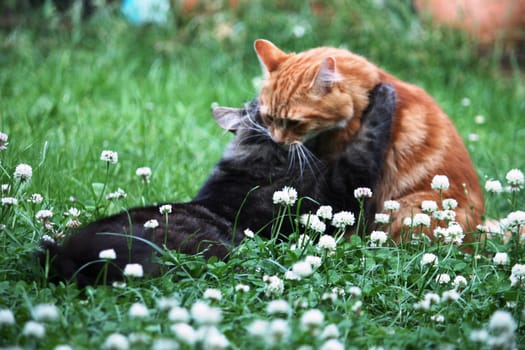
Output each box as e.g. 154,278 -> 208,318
211,104 -> 244,132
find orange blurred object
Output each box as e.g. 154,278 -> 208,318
414,0 -> 525,46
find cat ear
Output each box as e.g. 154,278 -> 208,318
312,56 -> 341,96
212,104 -> 244,132
254,39 -> 288,76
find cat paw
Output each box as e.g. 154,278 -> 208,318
369,83 -> 396,111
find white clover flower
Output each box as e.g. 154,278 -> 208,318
305,255 -> 322,269
506,169 -> 524,189
112,281 -> 127,289
100,150 -> 118,164
0,309 -> 15,325
441,289 -> 460,302
292,24 -> 306,38
430,314 -> 445,323
383,200 -> 400,211
485,180 -> 503,193
493,252 -> 509,266
317,235 -> 337,252
263,275 -> 284,296
442,198 -> 458,210
510,263 -> 525,287
103,333 -> 129,350
432,209 -> 456,222
331,211 -> 355,229
414,213 -> 431,226
269,318 -> 290,342
55,345 -> 73,350
33,303 -> 59,322
414,293 -> 440,311
301,309 -> 325,330
171,323 -> 197,346
123,263 -> 144,278
374,213 -> 390,224
190,301 -> 222,325
506,211 -> 525,231
201,326 -> 229,350
431,175 -> 450,191
351,300 -> 363,313
203,288 -> 222,301
475,115 -> 485,124
151,338 -> 178,350
488,310 -> 516,333
106,188 -> 127,200
348,286 -> 362,297
421,253 -> 438,267
98,248 -> 117,260
284,270 -> 300,281
235,284 -> 250,293
316,205 -> 333,220
35,209 -> 53,220
354,187 -> 373,199
322,291 -> 338,302
0,132 -> 8,150
144,219 -> 159,229
461,97 -> 471,106
320,324 -> 340,340
66,207 -> 80,218
468,133 -> 479,142
159,204 -> 172,215
421,200 -> 438,212
247,319 -> 269,337
22,321 -> 45,338
435,273 -> 451,284
1,184 -> 10,192
266,300 -> 291,315
433,226 -> 448,240
272,186 -> 297,206
370,230 -> 388,247
404,213 -> 431,228
320,339 -> 345,350
453,275 -> 468,288
444,222 -> 464,245
296,234 -> 312,248
243,228 -> 255,239
28,193 -> 43,204
129,303 -> 149,318
292,260 -> 314,278
1,197 -> 18,206
167,306 -> 190,323
135,167 -> 152,182
300,214 -> 326,233
469,329 -> 489,343
156,297 -> 179,311
14,163 -> 32,182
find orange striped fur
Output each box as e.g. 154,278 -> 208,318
254,39 -> 484,241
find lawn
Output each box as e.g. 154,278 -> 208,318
0,1 -> 524,349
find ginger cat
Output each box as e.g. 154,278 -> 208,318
253,39 -> 484,242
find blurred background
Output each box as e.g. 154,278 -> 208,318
0,0 -> 524,211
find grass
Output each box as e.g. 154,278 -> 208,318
1,1 -> 524,349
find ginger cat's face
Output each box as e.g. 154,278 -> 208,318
254,39 -> 374,147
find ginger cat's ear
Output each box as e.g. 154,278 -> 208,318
311,56 -> 341,96
254,39 -> 288,76
212,104 -> 244,132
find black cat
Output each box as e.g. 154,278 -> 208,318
39,83 -> 396,286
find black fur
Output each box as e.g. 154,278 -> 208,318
39,83 -> 396,286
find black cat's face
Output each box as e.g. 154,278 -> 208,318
212,100 -> 322,177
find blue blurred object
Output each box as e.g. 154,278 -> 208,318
121,0 -> 170,25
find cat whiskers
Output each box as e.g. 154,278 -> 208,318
288,141 -> 321,178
